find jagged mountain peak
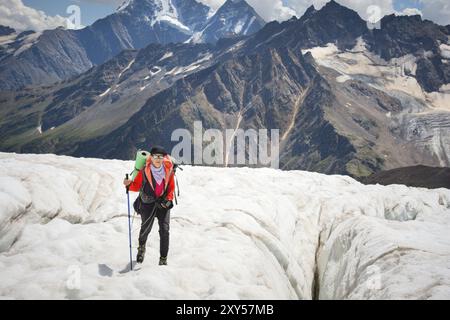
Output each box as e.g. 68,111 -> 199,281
247,0 -> 367,52
303,5 -> 317,16
190,0 -> 265,44
117,0 -> 177,12
116,0 -> 158,14
376,12 -> 446,36
226,0 -> 264,16
293,0 -> 367,31
381,12 -> 423,24
215,0 -> 264,21
222,0 -> 253,8
115,0 -> 210,32
317,0 -> 364,20
323,0 -> 348,9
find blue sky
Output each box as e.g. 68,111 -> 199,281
393,0 -> 422,11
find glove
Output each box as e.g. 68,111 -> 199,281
157,199 -> 173,210
161,200 -> 174,210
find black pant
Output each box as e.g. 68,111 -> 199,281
138,203 -> 170,258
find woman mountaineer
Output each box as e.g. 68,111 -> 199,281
123,146 -> 175,266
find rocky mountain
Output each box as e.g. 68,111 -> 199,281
0,28 -> 94,91
0,0 -> 265,91
243,0 -> 450,94
75,45 -> 319,162
0,25 -> 15,36
367,14 -> 448,60
366,14 -> 450,92
190,0 -> 265,44
1,0 -> 449,178
0,41 -> 216,153
244,0 -> 368,52
360,165 -> 450,189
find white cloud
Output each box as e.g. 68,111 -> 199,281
0,0 -> 66,32
250,0 -> 297,22
398,7 -> 423,17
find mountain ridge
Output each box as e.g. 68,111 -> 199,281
1,0 -> 450,178
0,0 -> 265,91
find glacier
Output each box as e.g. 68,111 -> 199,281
0,152 -> 449,299
302,39 -> 450,168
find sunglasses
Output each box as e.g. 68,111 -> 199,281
152,154 -> 164,159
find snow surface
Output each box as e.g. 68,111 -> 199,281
165,53 -> 212,76
243,16 -> 256,35
230,15 -> 256,35
98,88 -> 111,98
0,33 -> 18,46
336,75 -> 352,83
157,16 -> 191,33
224,40 -> 245,54
151,0 -> 191,34
234,16 -> 247,34
188,32 -> 203,44
0,152 -> 449,300
188,2 -> 260,44
207,8 -> 217,19
159,51 -> 174,61
118,0 -> 193,34
440,44 -> 450,60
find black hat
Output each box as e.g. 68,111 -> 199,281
150,145 -> 168,156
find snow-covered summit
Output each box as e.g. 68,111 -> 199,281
116,0 -> 210,34
0,152 -> 449,299
189,0 -> 266,43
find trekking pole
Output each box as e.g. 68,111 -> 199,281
125,174 -> 133,271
